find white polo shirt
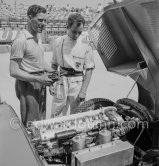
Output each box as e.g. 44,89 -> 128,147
10,29 -> 45,73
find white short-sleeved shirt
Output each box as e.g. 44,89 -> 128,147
51,34 -> 95,72
10,29 -> 45,73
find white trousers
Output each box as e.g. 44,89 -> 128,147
51,76 -> 83,117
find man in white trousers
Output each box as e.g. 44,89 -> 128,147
49,13 -> 95,117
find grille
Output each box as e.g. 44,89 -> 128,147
142,1 -> 159,47
90,17 -> 117,60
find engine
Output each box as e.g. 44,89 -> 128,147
27,106 -> 143,166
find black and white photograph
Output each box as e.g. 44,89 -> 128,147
0,0 -> 159,165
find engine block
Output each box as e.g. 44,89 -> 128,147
28,106 -> 136,165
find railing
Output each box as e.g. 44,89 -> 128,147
0,18 -> 91,28
0,19 -> 91,45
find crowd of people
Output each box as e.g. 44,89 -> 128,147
0,0 -> 105,38
0,1 -> 104,22
9,4 -> 95,127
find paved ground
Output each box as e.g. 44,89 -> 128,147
0,50 -> 138,118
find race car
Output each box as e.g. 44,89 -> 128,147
1,0 -> 159,165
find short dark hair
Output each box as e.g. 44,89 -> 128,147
67,13 -> 85,28
27,4 -> 46,18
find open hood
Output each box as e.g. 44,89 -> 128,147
88,0 -> 159,76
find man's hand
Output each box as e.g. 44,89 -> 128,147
49,85 -> 55,96
37,74 -> 54,86
77,91 -> 86,102
47,71 -> 59,82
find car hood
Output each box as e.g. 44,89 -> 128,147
88,0 -> 159,77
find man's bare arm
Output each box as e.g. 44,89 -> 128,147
10,59 -> 53,86
80,68 -> 93,93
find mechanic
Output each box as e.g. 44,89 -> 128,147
9,5 -> 54,127
49,13 -> 95,117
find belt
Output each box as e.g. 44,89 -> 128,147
60,66 -> 83,77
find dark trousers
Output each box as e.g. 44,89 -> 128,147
15,80 -> 46,127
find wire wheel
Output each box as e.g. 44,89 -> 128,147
74,98 -> 115,113
116,98 -> 158,123
115,98 -> 156,153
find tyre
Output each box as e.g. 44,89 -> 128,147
116,98 -> 154,152
116,98 -> 158,122
75,98 -> 115,113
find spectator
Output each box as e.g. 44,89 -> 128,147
97,3 -> 103,13
66,4 -> 70,12
85,6 -> 90,16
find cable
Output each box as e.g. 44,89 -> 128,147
133,127 -> 145,146
126,74 -> 140,98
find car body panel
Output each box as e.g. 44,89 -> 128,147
0,104 -> 43,166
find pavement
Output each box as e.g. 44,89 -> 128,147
0,50 -> 138,119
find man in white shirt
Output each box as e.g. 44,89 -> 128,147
50,13 -> 95,117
